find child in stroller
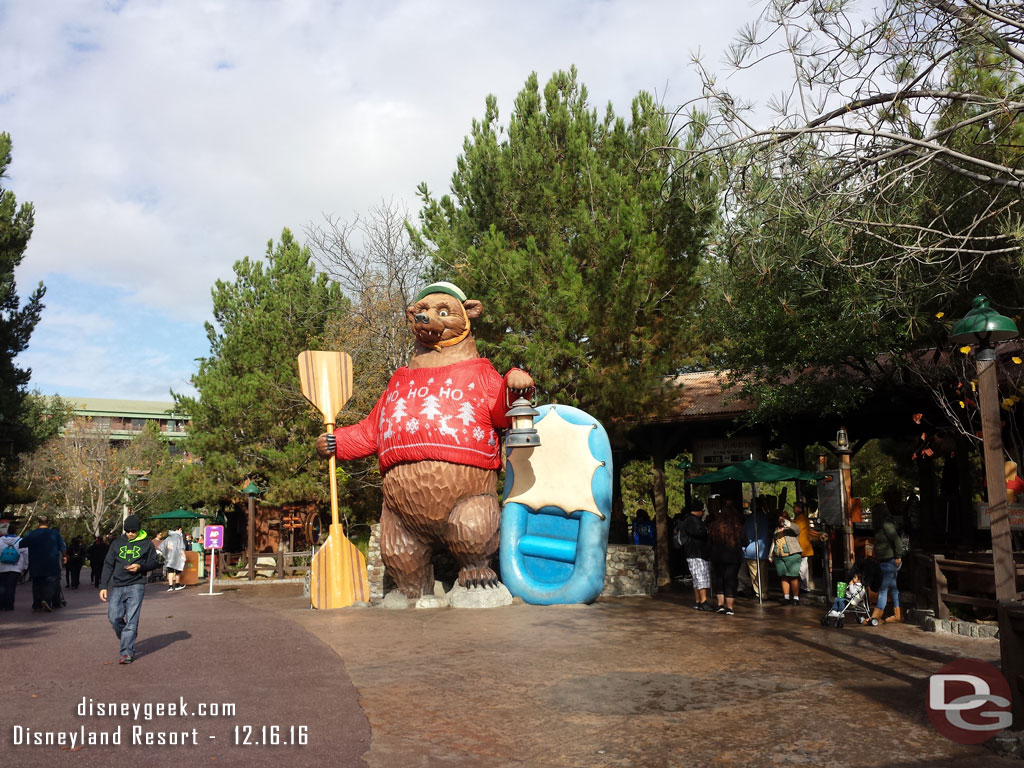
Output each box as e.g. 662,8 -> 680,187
821,571 -> 878,628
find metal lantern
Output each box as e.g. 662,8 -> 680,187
836,426 -> 850,452
505,397 -> 541,449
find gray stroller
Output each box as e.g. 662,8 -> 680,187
820,579 -> 877,628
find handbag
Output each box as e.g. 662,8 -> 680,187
774,530 -> 799,557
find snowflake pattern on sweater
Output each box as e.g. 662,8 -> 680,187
333,358 -> 524,473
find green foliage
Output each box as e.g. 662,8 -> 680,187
12,417 -> 195,537
620,455 -> 689,519
20,391 -> 74,446
15,417 -> 125,536
699,168 -> 921,424
0,133 -> 46,509
1,392 -> 74,505
175,230 -> 347,507
690,3 -> 1024,429
848,439 -> 918,512
119,420 -> 193,518
411,68 -> 719,422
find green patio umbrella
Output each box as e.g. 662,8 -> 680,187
148,509 -> 209,520
686,459 -> 825,484
685,459 -> 826,604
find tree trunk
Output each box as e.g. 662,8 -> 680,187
918,455 -> 938,548
652,451 -> 670,588
610,451 -> 629,545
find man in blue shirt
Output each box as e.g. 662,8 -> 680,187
742,504 -> 772,601
19,515 -> 66,612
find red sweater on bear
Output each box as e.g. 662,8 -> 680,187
333,358 -> 527,473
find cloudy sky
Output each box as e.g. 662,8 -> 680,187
3,0 -> 772,402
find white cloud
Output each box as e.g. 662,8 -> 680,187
2,0 -> 773,399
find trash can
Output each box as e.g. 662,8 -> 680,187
181,551 -> 200,585
632,520 -> 655,547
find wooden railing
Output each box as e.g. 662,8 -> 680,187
915,551 -> 1024,620
213,551 -> 312,580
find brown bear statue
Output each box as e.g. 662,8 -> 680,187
315,282 -> 534,599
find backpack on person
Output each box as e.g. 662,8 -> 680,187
673,521 -> 689,550
1,540 -> 20,564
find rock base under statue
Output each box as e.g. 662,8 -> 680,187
378,581 -> 515,609
446,581 -> 514,609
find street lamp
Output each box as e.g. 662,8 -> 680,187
950,295 -> 1018,603
242,481 -> 261,581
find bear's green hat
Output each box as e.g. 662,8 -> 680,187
414,281 -> 467,303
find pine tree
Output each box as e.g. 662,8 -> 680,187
411,68 -> 718,423
0,133 -> 46,511
174,229 -> 346,506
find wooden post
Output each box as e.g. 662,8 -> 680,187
838,448 -> 854,571
247,494 -> 255,581
933,554 -> 950,621
977,352 -> 1017,602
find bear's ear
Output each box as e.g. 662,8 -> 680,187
464,300 -> 483,319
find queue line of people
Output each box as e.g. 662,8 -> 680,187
672,497 -> 905,621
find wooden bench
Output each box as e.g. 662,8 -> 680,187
918,553 -> 1024,620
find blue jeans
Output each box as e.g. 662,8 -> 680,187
876,559 -> 900,611
108,583 -> 146,657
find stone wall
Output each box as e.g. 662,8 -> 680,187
600,544 -> 656,597
366,523 -> 386,603
368,525 -> 656,602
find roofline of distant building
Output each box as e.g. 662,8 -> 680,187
68,398 -> 191,442
71,398 -> 190,421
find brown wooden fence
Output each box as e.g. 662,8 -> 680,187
211,550 -> 312,580
914,551 -> 1024,620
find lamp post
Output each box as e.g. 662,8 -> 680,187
951,296 -> 1019,603
242,481 -> 261,581
834,427 -> 855,572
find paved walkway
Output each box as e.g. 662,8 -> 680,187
2,579 -> 1017,767
1,581 -> 369,768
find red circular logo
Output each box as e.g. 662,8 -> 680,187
927,658 -> 1012,743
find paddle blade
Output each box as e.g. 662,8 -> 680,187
310,524 -> 370,609
297,351 -> 353,424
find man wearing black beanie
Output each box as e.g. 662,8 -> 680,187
99,514 -> 160,664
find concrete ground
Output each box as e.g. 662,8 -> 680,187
242,585 -> 1014,768
2,579 -> 1017,768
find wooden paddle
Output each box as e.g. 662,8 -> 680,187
297,350 -> 370,609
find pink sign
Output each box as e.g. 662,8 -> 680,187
204,525 -> 224,549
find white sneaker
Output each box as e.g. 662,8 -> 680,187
166,587 -> 176,592
827,610 -> 840,618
